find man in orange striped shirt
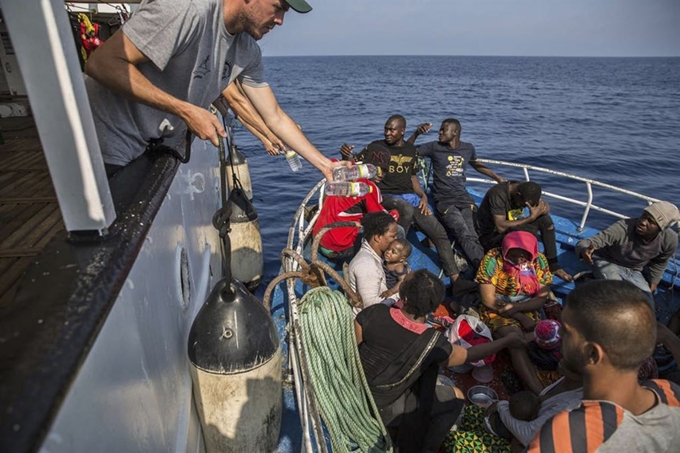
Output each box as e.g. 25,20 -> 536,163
528,280 -> 680,452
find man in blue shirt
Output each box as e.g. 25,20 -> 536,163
409,119 -> 504,269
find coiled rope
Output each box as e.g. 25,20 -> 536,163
297,286 -> 391,453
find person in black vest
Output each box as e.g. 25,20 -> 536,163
355,269 -> 523,452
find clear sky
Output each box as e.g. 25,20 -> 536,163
259,0 -> 680,57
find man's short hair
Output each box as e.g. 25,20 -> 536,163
517,181 -> 542,207
442,118 -> 461,134
566,280 -> 656,372
361,211 -> 396,240
386,114 -> 406,129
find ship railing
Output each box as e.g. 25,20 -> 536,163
465,159 -> 664,232
284,179 -> 329,453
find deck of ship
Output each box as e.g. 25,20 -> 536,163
0,115 -> 64,308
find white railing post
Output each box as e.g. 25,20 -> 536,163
579,182 -> 594,231
0,0 -> 115,233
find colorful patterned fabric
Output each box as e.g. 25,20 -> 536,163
476,248 -> 552,333
444,405 -> 511,453
480,307 -> 543,332
475,248 -> 552,297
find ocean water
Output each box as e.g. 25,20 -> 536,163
231,56 -> 680,290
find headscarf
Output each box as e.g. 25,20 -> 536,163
502,231 -> 541,296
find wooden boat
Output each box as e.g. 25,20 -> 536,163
265,160 -> 680,451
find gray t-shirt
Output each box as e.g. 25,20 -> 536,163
86,0 -> 268,165
417,140 -> 477,203
528,380 -> 680,453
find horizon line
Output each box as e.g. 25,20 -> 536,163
262,54 -> 680,59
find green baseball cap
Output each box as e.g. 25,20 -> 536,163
286,0 -> 312,13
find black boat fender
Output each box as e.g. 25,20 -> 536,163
188,278 -> 282,452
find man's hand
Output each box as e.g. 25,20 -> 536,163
498,302 -> 519,317
380,289 -> 396,299
416,122 -> 433,135
418,194 -> 431,215
528,199 -> 549,220
326,160 -> 353,181
340,143 -> 355,159
266,135 -> 286,155
179,103 -> 226,147
263,141 -> 282,156
580,245 -> 595,265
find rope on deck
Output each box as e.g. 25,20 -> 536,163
297,286 -> 392,453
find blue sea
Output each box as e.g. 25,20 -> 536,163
231,56 -> 680,291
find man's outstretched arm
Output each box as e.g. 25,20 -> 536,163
242,83 -> 349,181
85,30 -> 225,145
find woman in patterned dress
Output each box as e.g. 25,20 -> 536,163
476,231 -> 553,395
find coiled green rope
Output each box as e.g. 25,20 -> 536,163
298,287 -> 392,453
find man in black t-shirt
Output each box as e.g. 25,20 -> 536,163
477,180 -> 573,281
340,115 -> 460,282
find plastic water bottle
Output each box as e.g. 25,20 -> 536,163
285,150 -> 302,172
332,163 -> 377,181
325,181 -> 372,197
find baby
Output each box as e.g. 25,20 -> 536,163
380,238 -> 412,299
509,390 -> 540,422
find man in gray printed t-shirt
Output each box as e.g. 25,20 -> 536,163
85,0 -> 339,181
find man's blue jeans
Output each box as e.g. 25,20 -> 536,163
592,258 -> 655,309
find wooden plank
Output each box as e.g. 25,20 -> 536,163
5,138 -> 42,153
0,197 -> 57,203
0,278 -> 21,309
0,256 -> 18,275
0,257 -> 19,307
0,248 -> 41,258
0,256 -> 34,305
0,152 -> 26,168
18,205 -> 62,248
0,203 -> 48,244
0,204 -> 58,248
34,217 -> 65,249
0,172 -> 34,197
22,176 -> 56,199
0,172 -> 18,186
0,168 -> 49,173
6,151 -> 35,168
2,155 -> 45,172
2,172 -> 51,199
19,152 -> 46,168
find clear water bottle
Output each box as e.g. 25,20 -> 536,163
332,163 -> 377,181
325,181 -> 372,197
285,150 -> 302,172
